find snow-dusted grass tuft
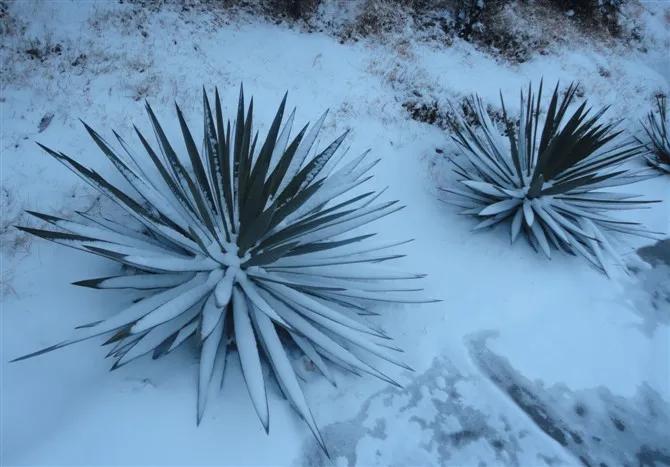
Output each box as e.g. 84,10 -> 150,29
640,95 -> 670,174
12,85 -> 432,454
442,81 -> 663,277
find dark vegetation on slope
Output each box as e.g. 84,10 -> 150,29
259,0 -> 639,61
121,0 -> 640,63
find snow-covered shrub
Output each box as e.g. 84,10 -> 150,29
343,0 -> 415,39
452,0 -> 489,39
403,95 -> 451,129
550,0 -> 626,36
267,0 -> 321,20
0,1 -> 19,36
14,86 -> 426,452
640,95 -> 670,174
329,1 -> 547,62
452,0 -> 549,63
403,91 -> 506,130
443,82 -> 660,276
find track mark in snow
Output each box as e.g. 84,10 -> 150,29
621,240 -> 670,337
299,356 -> 566,466
467,332 -> 670,467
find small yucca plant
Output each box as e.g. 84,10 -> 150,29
443,82 -> 660,276
640,95 -> 670,174
14,86 -> 428,453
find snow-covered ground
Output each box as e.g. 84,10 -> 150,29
1,1 -> 669,465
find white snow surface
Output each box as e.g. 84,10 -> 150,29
1,1 -> 669,465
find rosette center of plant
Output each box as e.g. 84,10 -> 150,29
219,242 -> 243,267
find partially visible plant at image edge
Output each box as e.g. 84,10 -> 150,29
443,81 -> 662,277
640,95 -> 670,174
13,85 -> 433,455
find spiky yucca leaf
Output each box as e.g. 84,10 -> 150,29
14,86 -> 429,453
641,95 -> 670,174
444,82 -> 660,276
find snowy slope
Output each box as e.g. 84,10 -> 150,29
1,1 -> 669,465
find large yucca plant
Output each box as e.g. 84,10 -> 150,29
640,95 -> 670,174
443,82 -> 660,276
13,86 -> 428,453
